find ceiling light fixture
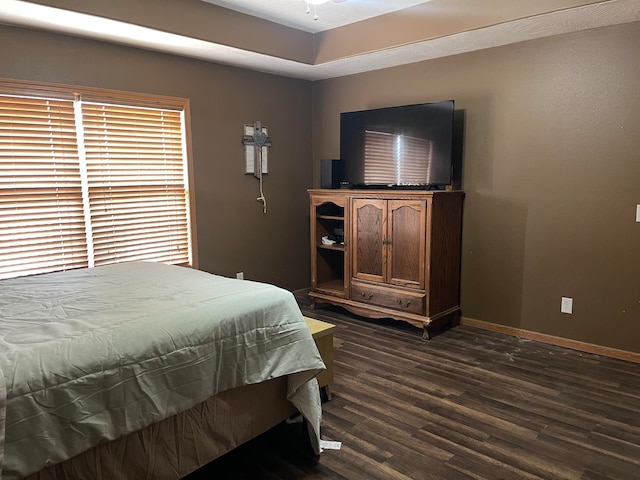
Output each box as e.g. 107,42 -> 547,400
305,0 -> 331,21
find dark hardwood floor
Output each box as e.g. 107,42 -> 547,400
189,297 -> 640,479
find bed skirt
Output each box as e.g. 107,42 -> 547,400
27,377 -> 296,480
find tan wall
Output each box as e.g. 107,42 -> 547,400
0,25 -> 313,290
2,19 -> 638,353
311,22 -> 640,353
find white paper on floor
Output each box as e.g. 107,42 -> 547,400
320,440 -> 342,451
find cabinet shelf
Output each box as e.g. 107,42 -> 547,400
317,214 -> 343,221
317,243 -> 345,252
310,193 -> 349,299
316,279 -> 345,295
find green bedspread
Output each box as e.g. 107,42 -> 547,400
0,262 -> 325,479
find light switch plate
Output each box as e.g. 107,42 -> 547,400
636,204 -> 640,222
561,297 -> 573,314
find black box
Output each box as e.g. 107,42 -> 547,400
320,159 -> 345,189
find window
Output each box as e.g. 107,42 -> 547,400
0,79 -> 195,279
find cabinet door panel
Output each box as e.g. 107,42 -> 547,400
387,200 -> 426,289
352,199 -> 385,283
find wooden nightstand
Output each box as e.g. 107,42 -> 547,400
304,317 -> 335,400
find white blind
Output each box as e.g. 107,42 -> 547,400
0,85 -> 193,279
0,95 -> 88,279
81,103 -> 190,266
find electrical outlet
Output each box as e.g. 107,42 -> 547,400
236,272 -> 244,280
561,297 -> 573,314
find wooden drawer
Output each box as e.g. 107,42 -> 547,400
351,280 -> 425,315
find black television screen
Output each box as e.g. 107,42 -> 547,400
340,100 -> 455,189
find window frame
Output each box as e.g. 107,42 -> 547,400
0,77 -> 199,278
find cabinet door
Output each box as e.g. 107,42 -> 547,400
351,198 -> 385,283
387,199 -> 426,289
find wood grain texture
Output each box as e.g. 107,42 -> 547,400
352,199 -> 385,281
309,190 -> 463,336
187,297 -> 640,480
388,200 -> 425,288
461,316 -> 640,364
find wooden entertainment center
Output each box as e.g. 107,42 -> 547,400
308,189 -> 464,339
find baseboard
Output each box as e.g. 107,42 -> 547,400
461,316 -> 640,364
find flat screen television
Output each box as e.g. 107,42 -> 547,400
340,100 -> 455,189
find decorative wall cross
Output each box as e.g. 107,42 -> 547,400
242,121 -> 271,213
242,121 -> 271,178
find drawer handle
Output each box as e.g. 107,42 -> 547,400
397,299 -> 412,308
361,291 -> 374,300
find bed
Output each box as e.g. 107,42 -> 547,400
0,262 -> 325,479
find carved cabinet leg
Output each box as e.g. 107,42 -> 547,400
422,324 -> 431,340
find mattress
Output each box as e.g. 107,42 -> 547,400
0,262 -> 325,479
